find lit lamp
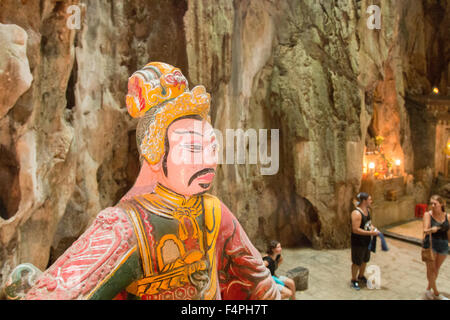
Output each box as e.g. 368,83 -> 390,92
368,162 -> 375,177
395,159 -> 401,176
432,87 -> 439,95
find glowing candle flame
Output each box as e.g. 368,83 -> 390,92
395,159 -> 401,166
433,87 -> 439,95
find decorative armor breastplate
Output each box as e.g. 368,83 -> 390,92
118,184 -> 221,300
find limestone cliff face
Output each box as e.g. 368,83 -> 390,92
0,0 -> 448,294
0,0 -> 188,291
185,0 -> 449,249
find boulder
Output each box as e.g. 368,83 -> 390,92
286,266 -> 309,291
438,183 -> 450,199
0,23 -> 32,119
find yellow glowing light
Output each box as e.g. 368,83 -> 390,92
368,162 -> 375,169
433,87 -> 439,94
395,159 -> 401,166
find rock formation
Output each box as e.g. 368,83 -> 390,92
0,0 -> 449,296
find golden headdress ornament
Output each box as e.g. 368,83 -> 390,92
126,62 -> 211,165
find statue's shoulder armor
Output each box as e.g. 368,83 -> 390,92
201,193 -> 219,201
25,207 -> 138,300
201,193 -> 221,209
199,193 -> 222,249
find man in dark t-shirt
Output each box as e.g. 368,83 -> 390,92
350,192 -> 380,290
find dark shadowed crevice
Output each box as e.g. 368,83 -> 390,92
65,57 -> 77,110
52,1 -> 64,14
404,96 -> 437,172
123,0 -> 189,80
0,145 -> 21,220
47,187 -> 89,266
423,1 -> 446,90
0,199 -> 8,220
96,162 -> 108,209
301,198 -> 321,247
126,130 -> 140,188
47,236 -> 78,268
296,233 -> 313,247
96,130 -> 141,208
114,130 -> 141,203
257,216 -> 268,244
306,204 -> 319,223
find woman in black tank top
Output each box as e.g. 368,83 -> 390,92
423,195 -> 449,300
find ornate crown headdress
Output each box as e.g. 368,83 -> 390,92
126,62 -> 211,164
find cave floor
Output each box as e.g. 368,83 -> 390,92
382,219 -> 424,245
279,238 -> 450,300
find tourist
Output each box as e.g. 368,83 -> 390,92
423,195 -> 449,300
350,192 -> 380,290
263,240 -> 296,300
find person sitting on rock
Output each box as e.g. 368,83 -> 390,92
263,240 -> 296,300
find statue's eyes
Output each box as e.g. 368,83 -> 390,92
181,143 -> 203,153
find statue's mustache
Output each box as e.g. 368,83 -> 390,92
188,168 -> 216,186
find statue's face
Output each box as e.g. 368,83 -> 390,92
157,118 -> 218,197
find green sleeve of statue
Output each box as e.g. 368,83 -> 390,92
87,249 -> 142,300
14,207 -> 143,300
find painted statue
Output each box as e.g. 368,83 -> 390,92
4,264 -> 42,300
6,62 -> 280,300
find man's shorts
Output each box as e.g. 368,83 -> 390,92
351,245 -> 370,266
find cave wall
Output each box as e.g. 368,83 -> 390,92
0,0 -> 449,294
0,0 -> 189,290
184,0 -> 449,248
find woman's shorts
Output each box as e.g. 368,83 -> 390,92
273,275 -> 288,290
423,237 -> 449,255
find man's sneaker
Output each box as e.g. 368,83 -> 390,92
351,280 -> 360,291
358,276 -> 368,287
434,294 -> 449,300
425,290 -> 435,300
